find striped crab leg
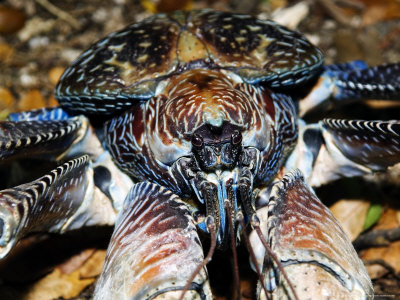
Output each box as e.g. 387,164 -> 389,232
0,155 -> 117,259
94,182 -> 212,299
299,61 -> 400,116
251,170 -> 373,299
0,108 -> 134,258
0,109 -> 87,162
286,119 -> 400,187
1,107 -> 133,198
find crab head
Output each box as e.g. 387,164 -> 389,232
152,69 -> 279,246
105,67 -> 295,247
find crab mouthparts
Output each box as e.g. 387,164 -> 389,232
195,168 -> 241,247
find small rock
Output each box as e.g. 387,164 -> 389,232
60,48 -> 82,64
272,1 -> 310,29
28,36 -> 50,50
0,5 -> 25,34
19,73 -> 39,87
18,17 -> 55,42
92,8 -> 108,24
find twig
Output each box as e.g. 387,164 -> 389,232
317,0 -> 354,26
353,228 -> 400,250
35,0 -> 81,30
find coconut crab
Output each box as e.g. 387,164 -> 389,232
0,8 -> 399,299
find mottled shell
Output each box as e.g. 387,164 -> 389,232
55,9 -> 324,116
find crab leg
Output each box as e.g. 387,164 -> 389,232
0,114 -> 87,162
0,155 -> 117,259
299,61 -> 400,116
251,169 -> 373,299
286,118 -> 400,186
1,107 -> 133,208
94,182 -> 212,299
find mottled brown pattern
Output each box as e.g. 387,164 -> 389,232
161,69 -> 261,136
55,9 -> 323,116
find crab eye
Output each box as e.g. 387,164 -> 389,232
192,134 -> 203,148
231,130 -> 242,145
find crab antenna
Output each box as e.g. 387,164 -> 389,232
251,214 -> 300,300
179,216 -> 217,300
237,211 -> 270,300
224,200 -> 241,300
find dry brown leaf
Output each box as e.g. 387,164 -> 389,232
362,208 -> 400,274
25,249 -> 106,300
48,67 -> 65,86
48,94 -> 59,107
79,250 -> 106,279
363,241 -> 400,274
140,0 -> 192,13
330,199 -> 370,241
366,100 -> 400,110
58,249 -> 96,275
25,268 -> 94,300
0,5 -> 25,34
0,87 -> 14,109
365,263 -> 390,280
18,89 -> 46,111
373,208 -> 400,231
360,0 -> 400,26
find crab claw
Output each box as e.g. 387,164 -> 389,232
251,169 -> 373,299
94,182 -> 212,299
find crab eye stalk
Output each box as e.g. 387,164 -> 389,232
192,134 -> 204,148
231,130 -> 242,146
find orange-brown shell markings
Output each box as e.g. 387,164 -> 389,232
269,171 -> 367,282
95,183 -> 209,299
258,171 -> 373,298
160,70 -> 263,137
143,69 -> 276,166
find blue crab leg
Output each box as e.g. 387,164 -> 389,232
2,107 -> 107,162
299,61 -> 400,116
0,155 -> 117,259
286,118 -> 400,186
94,182 -> 212,299
0,113 -> 87,162
251,169 -> 373,299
